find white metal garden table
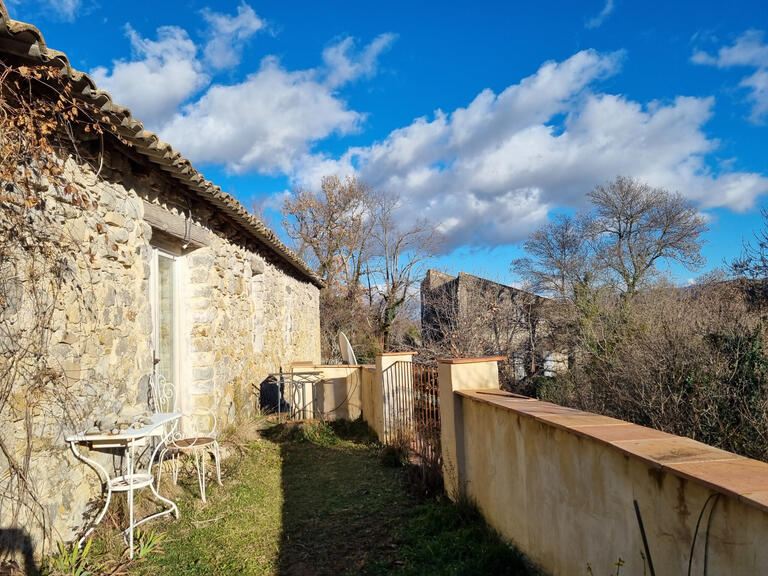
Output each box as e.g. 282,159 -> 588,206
66,412 -> 181,558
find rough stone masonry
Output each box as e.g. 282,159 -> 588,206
0,142 -> 320,553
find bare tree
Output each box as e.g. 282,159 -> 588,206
282,176 -> 371,294
366,191 -> 440,349
512,213 -> 592,302
0,64 -> 123,555
515,177 -> 707,300
730,208 -> 768,280
589,176 -> 707,296
509,178 -> 768,462
282,180 -> 440,357
549,279 -> 768,462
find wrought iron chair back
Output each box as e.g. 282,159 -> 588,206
148,373 -> 180,441
148,372 -> 222,503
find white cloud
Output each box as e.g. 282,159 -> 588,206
322,33 -> 396,87
87,15 -> 387,171
292,50 -> 768,251
586,0 -> 615,29
86,17 -> 766,254
51,0 -> 80,20
160,56 -> 363,174
10,0 -> 82,21
692,30 -> 768,123
90,25 -> 208,128
157,34 -> 395,173
741,67 -> 768,121
202,2 -> 265,70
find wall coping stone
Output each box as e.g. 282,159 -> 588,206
437,356 -> 507,364
377,351 -> 418,357
456,389 -> 768,515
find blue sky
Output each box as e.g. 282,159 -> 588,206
8,0 -> 768,284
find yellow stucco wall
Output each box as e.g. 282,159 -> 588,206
360,366 -> 381,438
458,395 -> 768,574
438,357 -> 768,574
297,365 -> 363,421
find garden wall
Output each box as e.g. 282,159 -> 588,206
439,358 -> 768,574
296,365 -> 364,421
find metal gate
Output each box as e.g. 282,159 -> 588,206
382,361 -> 441,465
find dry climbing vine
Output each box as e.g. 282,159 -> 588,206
0,62 -> 122,558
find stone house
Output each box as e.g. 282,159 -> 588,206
420,270 -> 568,380
0,4 -> 320,554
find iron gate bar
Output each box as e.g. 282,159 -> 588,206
382,360 -> 441,465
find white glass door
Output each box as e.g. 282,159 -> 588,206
152,249 -> 179,410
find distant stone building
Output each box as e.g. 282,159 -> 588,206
0,4 -> 321,554
420,270 -> 568,380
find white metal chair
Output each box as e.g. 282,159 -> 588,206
149,374 -> 222,503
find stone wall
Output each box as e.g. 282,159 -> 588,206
183,232 -> 321,427
421,269 -> 566,381
0,145 -> 320,554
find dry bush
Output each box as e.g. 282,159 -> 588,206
542,280 -> 768,460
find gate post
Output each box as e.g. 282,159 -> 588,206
374,352 -> 416,442
438,357 -> 505,500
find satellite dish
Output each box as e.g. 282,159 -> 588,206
338,331 -> 357,365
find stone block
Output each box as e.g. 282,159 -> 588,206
189,268 -> 210,284
98,186 -> 117,210
192,337 -> 212,352
64,219 -> 88,243
190,381 -> 214,395
190,284 -> 212,298
104,212 -> 126,228
135,245 -> 151,261
111,227 -> 130,244
193,367 -> 214,381
188,298 -> 211,310
250,255 -> 265,275
190,252 -> 215,268
191,309 -> 215,323
191,351 -> 215,365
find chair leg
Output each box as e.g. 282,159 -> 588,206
201,448 -> 207,501
157,448 -> 167,486
213,441 -> 223,486
172,454 -> 179,485
193,449 -> 206,503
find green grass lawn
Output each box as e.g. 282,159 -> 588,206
128,419 -> 539,576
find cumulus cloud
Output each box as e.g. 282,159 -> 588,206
158,34 -> 395,173
586,0 -> 615,29
87,12 -> 388,173
90,25 -> 208,127
160,57 -> 363,174
322,33 -> 396,87
692,30 -> 768,123
202,2 -> 265,69
86,15 -> 766,254
293,50 -> 768,251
